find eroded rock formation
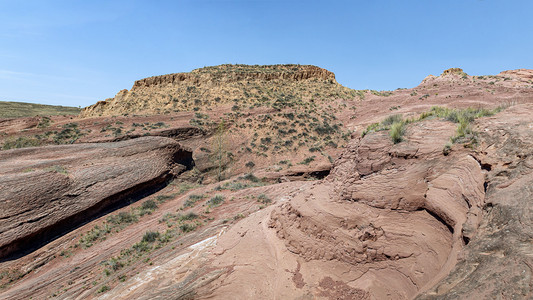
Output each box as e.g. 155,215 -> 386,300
80,64 -> 352,117
133,64 -> 336,89
201,117 -> 487,298
187,105 -> 533,299
0,136 -> 192,259
418,104 -> 533,299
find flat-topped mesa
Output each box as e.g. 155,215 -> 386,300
132,65 -> 337,89
80,64 -> 353,118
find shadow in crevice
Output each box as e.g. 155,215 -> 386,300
422,208 -> 455,235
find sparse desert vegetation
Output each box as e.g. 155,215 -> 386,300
363,105 -> 505,145
0,101 -> 80,118
2,64 -> 533,300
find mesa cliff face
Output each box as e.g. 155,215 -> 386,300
80,64 -> 351,117
132,64 -> 336,88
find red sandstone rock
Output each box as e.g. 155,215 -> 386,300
0,136 -> 192,259
2,67 -> 533,300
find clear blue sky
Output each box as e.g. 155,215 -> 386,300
1,0 -> 532,107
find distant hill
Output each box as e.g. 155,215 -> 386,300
0,101 -> 80,118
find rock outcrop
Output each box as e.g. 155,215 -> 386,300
499,68 -> 533,85
418,104 -> 533,299
0,136 -> 192,259
132,64 -> 336,89
80,64 -> 354,117
151,114 -> 489,299
257,118 -> 486,298
441,68 -> 468,77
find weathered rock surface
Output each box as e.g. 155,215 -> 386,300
499,68 -> 533,82
0,117 -> 40,135
161,116 -> 488,299
132,64 -> 336,89
0,136 -> 192,259
172,106 -> 532,299
418,104 -> 533,299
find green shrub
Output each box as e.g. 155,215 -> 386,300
183,194 -> 206,208
233,213 -> 245,220
133,241 -> 151,253
142,231 -> 160,243
206,194 -> 225,207
2,136 -> 43,150
314,123 -> 337,135
257,194 -> 271,204
443,142 -> 452,155
175,182 -> 199,194
139,200 -> 157,215
158,230 -> 175,243
78,224 -> 111,248
260,137 -> 272,144
37,116 -> 51,128
427,106 -> 506,146
189,194 -> 206,201
97,285 -> 110,294
179,212 -> 198,221
155,195 -> 173,203
160,212 -> 176,223
299,156 -> 315,165
389,121 -> 406,144
243,173 -> 260,182
224,182 -> 249,191
417,111 -> 433,121
450,117 -> 473,143
179,223 -> 197,233
106,257 -> 123,272
107,211 -> 137,225
361,123 -> 380,137
381,114 -> 403,126
53,123 -> 83,144
142,200 -> 157,210
45,165 -> 68,175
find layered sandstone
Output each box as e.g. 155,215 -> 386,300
0,136 -> 192,259
418,104 -> 533,299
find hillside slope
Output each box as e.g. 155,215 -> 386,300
80,64 -> 357,117
0,101 -> 80,118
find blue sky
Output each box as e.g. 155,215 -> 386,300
1,0 -> 532,107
